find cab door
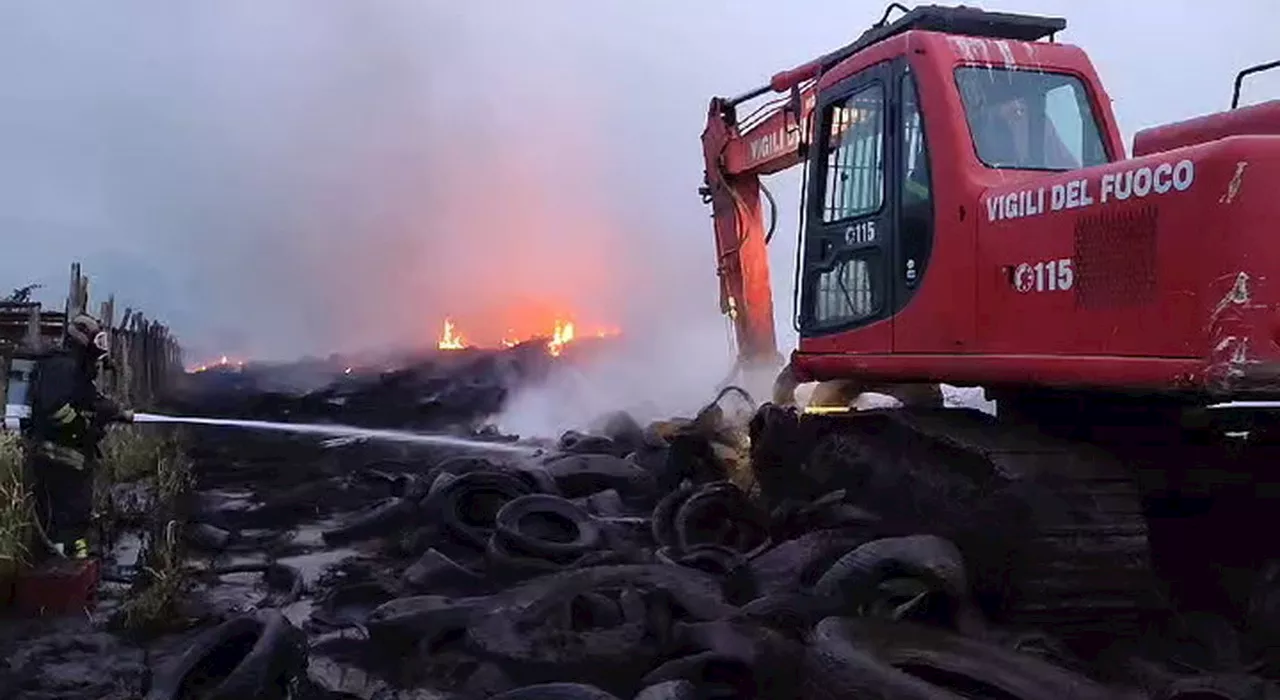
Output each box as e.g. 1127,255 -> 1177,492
890,60 -> 948,353
796,60 -> 895,354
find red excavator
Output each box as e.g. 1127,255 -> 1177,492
701,3 -> 1280,645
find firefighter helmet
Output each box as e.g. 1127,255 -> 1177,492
67,313 -> 109,354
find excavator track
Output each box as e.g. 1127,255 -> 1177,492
748,404 -> 1165,645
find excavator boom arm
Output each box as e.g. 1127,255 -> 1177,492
700,73 -> 817,372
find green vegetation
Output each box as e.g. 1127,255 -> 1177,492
0,432 -> 31,577
112,517 -> 191,634
0,419 -> 196,631
101,423 -> 172,483
104,425 -> 196,635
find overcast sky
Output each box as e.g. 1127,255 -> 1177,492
1,1 -> 1277,369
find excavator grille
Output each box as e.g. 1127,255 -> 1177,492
1073,205 -> 1160,309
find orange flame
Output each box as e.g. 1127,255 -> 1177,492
547,319 -> 575,357
438,318 -> 467,350
437,316 -> 617,356
187,354 -> 246,373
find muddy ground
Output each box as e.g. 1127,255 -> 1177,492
2,350 -> 1278,699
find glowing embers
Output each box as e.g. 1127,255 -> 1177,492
188,355 -> 245,373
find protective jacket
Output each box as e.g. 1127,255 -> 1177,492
27,352 -> 126,470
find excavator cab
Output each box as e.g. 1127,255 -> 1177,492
787,6 -> 1124,394
701,2 -> 1280,647
702,4 -> 1114,404
706,3 -> 1280,407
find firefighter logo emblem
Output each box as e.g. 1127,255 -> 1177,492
1013,263 -> 1035,293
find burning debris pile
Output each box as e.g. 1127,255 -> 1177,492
170,317 -> 623,431
437,317 -> 621,357
7,349 -> 1273,700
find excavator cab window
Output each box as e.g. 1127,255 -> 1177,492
903,81 -> 930,204
821,85 -> 887,223
955,67 -> 1108,170
810,81 -> 887,327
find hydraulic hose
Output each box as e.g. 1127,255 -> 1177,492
761,179 -> 779,245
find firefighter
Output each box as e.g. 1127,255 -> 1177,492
25,313 -> 134,559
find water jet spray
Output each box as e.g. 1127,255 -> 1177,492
131,413 -> 537,455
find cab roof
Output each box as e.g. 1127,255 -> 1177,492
819,5 -> 1067,75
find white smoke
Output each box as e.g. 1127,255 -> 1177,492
494,321 -> 737,438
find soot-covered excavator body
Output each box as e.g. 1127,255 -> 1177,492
701,4 -> 1280,648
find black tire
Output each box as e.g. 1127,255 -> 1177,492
510,464 -> 562,496
574,489 -> 628,518
648,619 -> 802,697
491,683 -> 625,699
542,452 -> 653,499
401,547 -> 487,594
144,609 -> 306,700
210,562 -> 303,608
673,481 -> 771,559
486,532 -> 573,577
651,483 -> 696,549
640,652 -> 757,698
628,443 -> 680,494
397,473 -> 431,501
495,494 -> 602,561
422,470 -> 535,549
558,430 -> 627,457
353,458 -> 417,491
747,529 -> 869,599
807,617 -> 1120,700
633,680 -> 699,700
656,545 -> 758,604
320,496 -> 415,546
811,535 -> 969,621
589,411 -> 645,448
467,565 -> 735,692
801,618 -> 964,700
425,470 -> 460,499
261,563 -> 304,607
430,454 -> 505,479
365,594 -> 483,653
311,581 -> 396,629
576,547 -> 642,567
568,591 -> 629,629
1154,675 -> 1269,700
769,489 -> 881,540
656,543 -> 747,579
734,592 -> 846,636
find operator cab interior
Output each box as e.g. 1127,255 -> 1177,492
955,68 -> 1110,171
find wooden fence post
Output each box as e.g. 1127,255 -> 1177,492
64,262 -> 78,321
2,263 -> 183,413
23,303 -> 40,351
